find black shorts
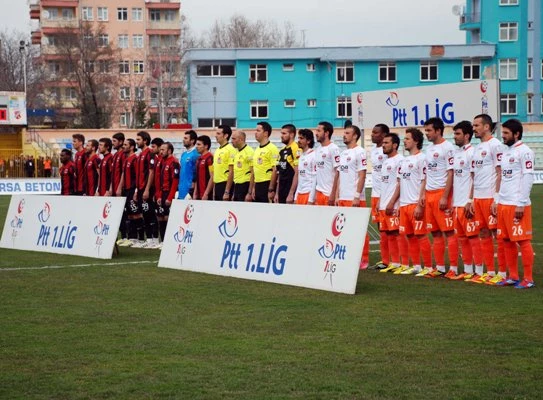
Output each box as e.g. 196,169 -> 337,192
137,189 -> 155,214
254,181 -> 271,203
277,179 -> 292,204
156,192 -> 172,217
214,181 -> 230,201
123,188 -> 141,215
233,182 -> 250,201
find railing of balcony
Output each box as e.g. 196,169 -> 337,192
460,12 -> 481,24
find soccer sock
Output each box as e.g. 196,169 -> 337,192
380,231 -> 390,265
432,234 -> 445,268
504,240 -> 519,280
408,235 -> 420,267
519,240 -> 534,281
464,264 -> 474,275
447,234 -> 459,268
481,236 -> 495,274
398,234 -> 409,265
127,219 -> 136,239
135,217 -> 145,241
159,220 -> 168,242
119,212 -> 128,239
143,211 -> 157,239
387,234 -> 400,264
419,235 -> 433,268
459,236 -> 473,267
469,236 -> 483,267
362,233 -> 370,264
497,238 -> 507,274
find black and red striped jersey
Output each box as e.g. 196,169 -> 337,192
84,153 -> 100,196
59,161 -> 76,195
74,149 -> 88,193
98,153 -> 113,196
123,153 -> 138,191
111,149 -> 126,195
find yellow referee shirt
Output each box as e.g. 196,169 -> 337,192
213,143 -> 235,183
233,144 -> 254,184
253,141 -> 279,183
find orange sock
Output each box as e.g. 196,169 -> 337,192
459,236 -> 473,266
419,235 -> 433,268
387,234 -> 400,264
481,236 -> 495,272
469,236 -> 483,266
497,238 -> 507,274
398,234 -> 409,265
432,235 -> 445,266
447,234 -> 459,268
380,231 -> 390,265
504,240 -> 519,280
408,235 -> 420,266
519,240 -> 534,281
362,233 -> 370,263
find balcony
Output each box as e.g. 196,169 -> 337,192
41,1 -> 78,7
459,12 -> 481,31
31,30 -> 42,45
146,28 -> 181,36
147,20 -> 181,31
145,0 -> 181,10
30,4 -> 40,19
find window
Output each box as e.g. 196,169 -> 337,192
118,34 -> 129,49
117,7 -> 128,21
46,8 -> 58,20
379,62 -> 397,82
198,118 -> 237,128
62,8 -> 74,20
336,61 -> 354,82
49,87 -> 61,100
284,99 -> 296,108
306,63 -> 316,72
98,34 -> 109,47
84,61 -> 94,73
46,36 -> 57,46
283,63 -> 294,71
119,61 -> 130,74
150,10 -> 160,21
48,61 -> 60,75
499,22 -> 518,41
149,35 -> 160,48
82,7 -> 93,21
500,94 -> 517,115
65,87 -> 77,101
499,0 -> 519,4
307,99 -> 317,107
337,96 -> 352,118
120,87 -> 131,100
499,58 -> 518,80
164,10 -> 175,21
249,64 -> 267,82
132,34 -> 144,49
462,60 -> 480,80
132,8 -> 142,21
196,64 -> 235,77
98,60 -> 109,73
120,112 -> 130,127
250,100 -> 268,119
97,7 -> 108,21
135,87 -> 145,100
150,88 -> 158,106
528,59 -> 533,80
133,61 -> 144,74
527,94 -> 533,115
420,61 -> 438,81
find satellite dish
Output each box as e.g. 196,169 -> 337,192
43,9 -> 50,19
452,5 -> 462,16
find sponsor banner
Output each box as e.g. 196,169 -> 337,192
1,195 -> 124,259
353,80 -> 498,129
0,179 -> 61,195
159,201 -> 370,294
0,91 -> 27,125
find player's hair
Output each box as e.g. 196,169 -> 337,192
318,121 -> 334,139
197,135 -> 211,149
236,130 -> 246,140
349,125 -> 362,141
474,113 -> 497,133
137,131 -> 151,145
185,130 -> 198,144
112,132 -> 125,142
373,123 -> 390,134
298,129 -> 315,148
72,133 -> 85,143
385,132 -> 400,149
424,117 -> 445,135
163,141 -> 175,153
88,139 -> 99,151
61,148 -> 72,158
218,125 -> 232,140
453,120 -> 474,141
151,137 -> 164,147
405,128 -> 424,150
99,137 -> 112,152
281,124 -> 296,134
258,121 -> 272,136
502,118 -> 523,140
126,138 -> 136,150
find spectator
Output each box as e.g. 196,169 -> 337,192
43,156 -> 52,177
25,155 -> 35,178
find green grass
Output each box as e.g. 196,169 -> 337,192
1,192 -> 542,399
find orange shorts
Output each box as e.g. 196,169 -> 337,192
425,189 -> 454,232
337,199 -> 367,208
379,209 -> 400,232
296,192 -> 310,205
473,198 -> 497,231
497,204 -> 533,241
371,197 -> 379,223
454,206 -> 479,237
315,190 -> 329,206
399,204 -> 427,236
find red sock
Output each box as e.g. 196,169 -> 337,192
519,240 -> 534,281
447,234 -> 459,267
432,235 -> 445,266
419,235 -> 433,268
362,233 -> 370,263
380,231 -> 389,265
481,236 -> 495,272
398,234 -> 409,265
408,235 -> 420,266
387,234 -> 400,264
469,236 -> 483,266
497,238 -> 507,274
504,240 -> 519,280
459,236 -> 473,266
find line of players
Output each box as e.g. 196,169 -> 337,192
370,115 -> 535,289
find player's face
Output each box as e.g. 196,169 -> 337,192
98,141 -> 107,155
501,127 -> 517,147
280,129 -> 292,145
255,125 -> 266,143
136,136 -> 144,149
382,137 -> 395,155
85,141 -> 94,153
453,129 -> 468,147
315,125 -> 326,143
183,134 -> 192,148
424,125 -> 439,143
196,140 -> 205,154
160,144 -> 169,158
298,135 -> 308,150
122,141 -> 131,153
472,117 -> 487,139
72,138 -> 83,151
403,132 -> 415,151
371,127 -> 384,145
343,127 -> 356,146
112,138 -> 122,150
150,143 -> 160,154
60,152 -> 70,164
215,129 -> 226,145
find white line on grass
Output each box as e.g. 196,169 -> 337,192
0,260 -> 158,271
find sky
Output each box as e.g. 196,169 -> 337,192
1,0 -> 466,47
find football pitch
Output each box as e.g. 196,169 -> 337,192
1,192 -> 542,400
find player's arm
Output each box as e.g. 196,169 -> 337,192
386,179 -> 400,215
491,165 -> 502,216
415,177 -> 426,220
332,170 -> 340,206
203,162 -> 214,200
246,166 -> 254,202
268,166 -> 278,202
354,169 -> 366,207
143,167 -> 154,201
167,162 -> 180,206
223,164 -> 234,200
287,165 -> 298,204
439,169 -> 453,210
465,172 -> 475,218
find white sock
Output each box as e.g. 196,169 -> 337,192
464,264 -> 474,274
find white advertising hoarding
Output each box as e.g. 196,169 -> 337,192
352,80 -> 499,129
0,91 -> 27,125
0,179 -> 61,195
159,201 -> 371,294
1,195 -> 124,259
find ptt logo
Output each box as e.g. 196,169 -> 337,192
175,204 -> 195,243
218,211 -> 239,238
102,201 -> 112,219
480,81 -> 488,93
318,213 -> 348,287
11,199 -> 25,229
38,202 -> 51,223
17,199 -> 25,214
385,92 -> 399,107
184,204 -> 195,224
93,220 -> 110,236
